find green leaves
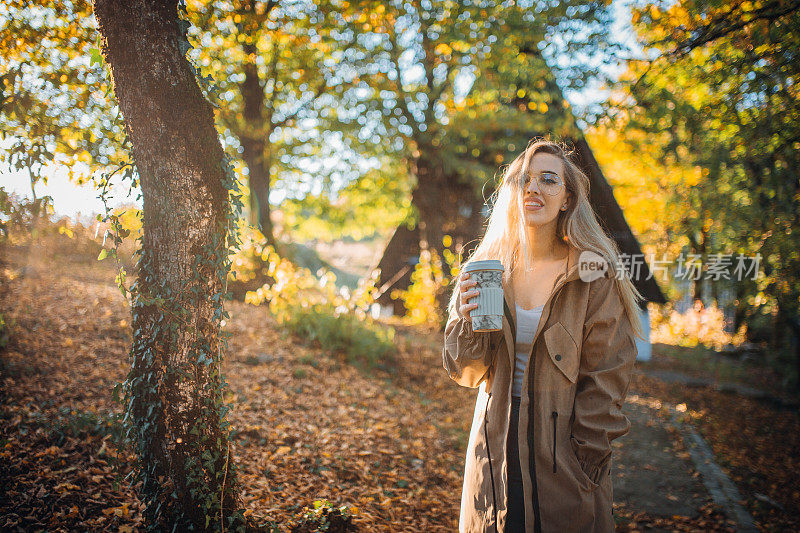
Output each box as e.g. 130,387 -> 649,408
89,46 -> 103,67
612,0 -> 800,384
1,1 -> 127,185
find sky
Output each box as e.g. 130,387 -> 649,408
1,0 -> 642,223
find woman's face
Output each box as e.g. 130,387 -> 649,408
521,152 -> 571,228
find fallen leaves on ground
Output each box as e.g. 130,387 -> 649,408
629,372 -> 800,531
1,233 -> 798,531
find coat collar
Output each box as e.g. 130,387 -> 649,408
500,245 -> 582,364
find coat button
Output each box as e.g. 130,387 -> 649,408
555,354 -> 562,361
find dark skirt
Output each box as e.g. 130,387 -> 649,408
506,395 -> 525,532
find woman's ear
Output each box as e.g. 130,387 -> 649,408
560,191 -> 571,211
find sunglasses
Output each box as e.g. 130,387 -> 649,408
523,170 -> 565,196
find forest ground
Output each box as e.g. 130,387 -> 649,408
1,231 -> 798,532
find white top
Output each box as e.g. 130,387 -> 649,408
513,302 -> 544,398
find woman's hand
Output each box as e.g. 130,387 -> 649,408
458,272 -> 480,322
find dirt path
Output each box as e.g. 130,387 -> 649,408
613,399 -> 711,518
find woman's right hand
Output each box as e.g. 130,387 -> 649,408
458,272 -> 480,322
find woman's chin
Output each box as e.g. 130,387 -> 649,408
523,214 -> 557,227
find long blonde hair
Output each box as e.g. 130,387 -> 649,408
447,137 -> 645,340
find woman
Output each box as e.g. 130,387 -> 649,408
442,138 -> 644,533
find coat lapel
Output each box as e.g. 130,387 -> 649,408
501,275 -> 516,369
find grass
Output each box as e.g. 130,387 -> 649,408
280,303 -> 396,373
647,343 -> 751,383
641,342 -> 797,398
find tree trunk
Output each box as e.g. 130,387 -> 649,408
240,44 -> 275,245
411,152 -> 448,258
377,151 -> 486,317
93,1 -> 243,529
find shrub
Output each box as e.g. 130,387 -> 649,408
650,300 -> 747,351
391,236 -> 459,330
282,303 -> 395,369
0,313 -> 10,350
242,239 -> 395,369
45,406 -> 125,447
0,186 -> 55,242
289,499 -> 355,533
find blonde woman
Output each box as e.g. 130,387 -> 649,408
443,138 -> 644,532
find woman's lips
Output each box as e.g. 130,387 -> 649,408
524,200 -> 544,211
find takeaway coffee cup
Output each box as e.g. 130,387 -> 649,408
462,259 -> 505,332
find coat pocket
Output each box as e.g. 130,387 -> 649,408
568,435 -> 601,493
543,321 -> 579,383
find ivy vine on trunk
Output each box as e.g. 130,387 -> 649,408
92,0 -> 247,529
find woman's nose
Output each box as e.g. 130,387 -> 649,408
526,176 -> 541,195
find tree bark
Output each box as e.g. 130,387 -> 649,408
93,0 -> 243,528
411,153 -> 448,257
377,151 -> 486,316
239,44 -> 275,244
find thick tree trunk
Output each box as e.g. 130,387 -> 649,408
240,46 -> 275,244
93,1 -> 243,529
377,151 -> 486,316
411,153 -> 448,257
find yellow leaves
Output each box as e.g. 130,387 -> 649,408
102,503 -> 130,517
651,302 -> 742,351
393,248 -> 451,328
684,166 -> 702,187
273,445 -> 292,457
54,481 -> 81,493
434,43 -> 452,56
524,101 -> 549,113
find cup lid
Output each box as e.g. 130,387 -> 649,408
463,259 -> 504,273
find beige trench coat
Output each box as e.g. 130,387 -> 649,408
443,246 -> 638,532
